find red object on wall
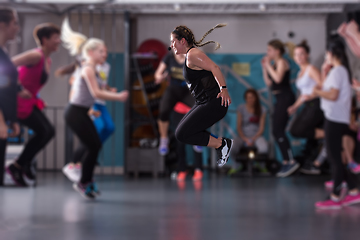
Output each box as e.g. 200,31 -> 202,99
137,39 -> 168,69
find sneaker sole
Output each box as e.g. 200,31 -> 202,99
72,183 -> 95,200
342,198 -> 360,206
217,139 -> 233,167
281,163 -> 300,178
300,168 -> 321,175
351,170 -> 360,174
23,175 -> 36,186
6,168 -> 27,187
62,168 -> 81,183
324,184 -> 347,189
315,205 -> 342,210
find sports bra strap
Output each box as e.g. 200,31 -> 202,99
186,46 -> 194,54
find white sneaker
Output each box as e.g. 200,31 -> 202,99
62,163 -> 81,183
216,138 -> 233,167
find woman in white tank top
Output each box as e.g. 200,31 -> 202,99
287,40 -> 325,175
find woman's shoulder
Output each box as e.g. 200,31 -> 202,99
276,58 -> 290,71
331,65 -> 348,76
187,47 -> 204,58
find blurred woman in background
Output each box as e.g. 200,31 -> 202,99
262,39 -> 297,177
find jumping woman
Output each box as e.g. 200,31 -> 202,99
170,24 -> 233,167
7,23 -> 61,186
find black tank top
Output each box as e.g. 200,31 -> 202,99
269,64 -> 291,92
183,47 -> 219,103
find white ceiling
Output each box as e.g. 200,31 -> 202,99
2,0 -> 360,14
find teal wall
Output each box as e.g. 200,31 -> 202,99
98,53 -> 125,167
103,52 -> 306,167
207,53 -> 303,163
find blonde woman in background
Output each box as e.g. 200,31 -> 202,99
62,24 -> 128,199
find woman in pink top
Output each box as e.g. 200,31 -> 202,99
6,23 -> 61,187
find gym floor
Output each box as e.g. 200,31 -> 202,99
0,172 -> 359,240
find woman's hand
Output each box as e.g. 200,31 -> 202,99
18,88 -> 32,99
352,78 -> 360,92
287,105 -> 297,116
244,138 -> 254,147
109,87 -> 117,93
9,122 -> 20,137
346,20 -> 359,38
88,109 -> 101,118
321,62 -> 332,77
116,90 -> 129,102
217,89 -> 231,107
312,85 -> 322,97
337,22 -> 348,37
155,71 -> 168,85
262,56 -> 271,69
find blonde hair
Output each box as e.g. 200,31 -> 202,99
172,23 -> 227,50
82,38 -> 105,60
285,42 -> 296,59
61,17 -> 87,56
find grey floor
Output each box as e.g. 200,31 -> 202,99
0,172 -> 360,240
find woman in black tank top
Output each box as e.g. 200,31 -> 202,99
262,39 -> 298,177
169,24 -> 233,167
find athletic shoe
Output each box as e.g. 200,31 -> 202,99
6,164 -> 27,187
348,162 -> 360,174
170,171 -> 178,180
300,163 -> 321,175
158,138 -> 169,156
216,138 -> 233,167
324,181 -> 347,189
73,182 -> 96,200
193,145 -> 203,153
254,162 -> 269,173
90,182 -> 101,196
228,167 -> 242,176
62,163 -> 81,183
342,194 -> 360,206
192,170 -> 203,181
315,198 -> 342,210
177,171 -> 187,181
281,162 -> 300,177
276,164 -> 287,177
23,163 -> 36,186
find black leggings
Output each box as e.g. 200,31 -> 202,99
159,85 -> 194,122
17,107 -> 55,167
290,98 -> 324,139
272,91 -> 295,161
173,112 -> 202,172
176,97 -> 228,146
0,139 -> 6,186
65,104 -> 102,184
325,119 -> 357,196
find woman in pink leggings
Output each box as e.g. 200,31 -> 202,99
6,23 -> 61,186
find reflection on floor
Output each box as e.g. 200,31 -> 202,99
0,172 -> 359,240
